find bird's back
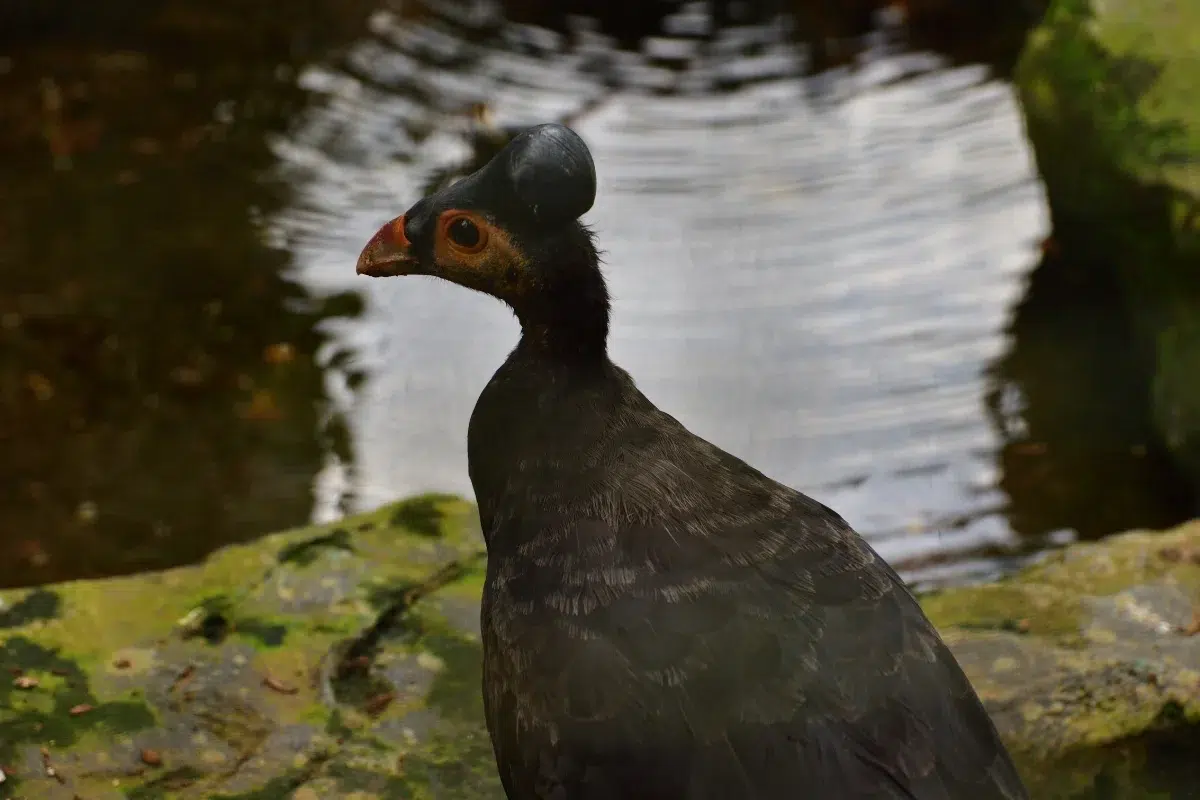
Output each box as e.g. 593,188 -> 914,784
471,355 -> 1028,800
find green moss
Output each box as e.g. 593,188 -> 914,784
1015,0 -> 1200,486
388,492 -> 466,538
0,635 -> 158,780
4,495 -> 1199,796
126,767 -> 210,799
922,524 -> 1200,642
0,588 -> 62,628
419,629 -> 485,725
0,494 -> 491,796
278,528 -> 356,566
1019,526 -> 1200,596
922,583 -> 1084,642
442,563 -> 487,598
1017,738 -> 1182,800
235,617 -> 290,648
383,726 -> 502,799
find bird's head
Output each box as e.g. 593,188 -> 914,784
356,123 -> 604,339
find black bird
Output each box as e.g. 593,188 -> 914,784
356,123 -> 1030,800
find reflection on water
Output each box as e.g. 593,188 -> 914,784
0,0 -> 1191,592
988,250 -> 1194,542
0,13 -> 369,588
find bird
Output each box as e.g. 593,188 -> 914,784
356,123 -> 1030,800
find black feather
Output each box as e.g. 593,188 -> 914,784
384,122 -> 1030,800
411,122 -> 596,234
501,123 -> 597,226
468,354 -> 1030,800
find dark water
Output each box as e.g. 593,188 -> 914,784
0,0 -> 1191,594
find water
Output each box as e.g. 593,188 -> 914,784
0,1 -> 1190,591
273,4 -> 1182,590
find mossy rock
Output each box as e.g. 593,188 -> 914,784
4,499 -> 1200,797
0,493 -> 499,799
1014,0 -> 1200,488
924,522 -> 1200,797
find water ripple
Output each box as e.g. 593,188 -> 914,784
272,7 -> 1050,588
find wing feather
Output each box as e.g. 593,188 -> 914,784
482,502 -> 1027,799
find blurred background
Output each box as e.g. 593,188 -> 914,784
1,0 -> 1195,591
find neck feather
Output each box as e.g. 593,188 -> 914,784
515,224 -> 610,363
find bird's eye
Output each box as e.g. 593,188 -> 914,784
447,217 -> 482,249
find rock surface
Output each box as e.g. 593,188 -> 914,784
1014,0 -> 1200,490
0,495 -> 497,800
2,496 -> 1200,798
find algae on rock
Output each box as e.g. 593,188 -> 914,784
0,494 -> 500,799
3,496 -> 1200,798
924,522 -> 1200,797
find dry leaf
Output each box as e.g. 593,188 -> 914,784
25,373 -> 54,401
240,389 -> 282,422
263,342 -> 295,365
364,691 -> 395,716
262,674 -> 298,695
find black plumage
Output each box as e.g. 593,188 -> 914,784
356,123 -> 1030,800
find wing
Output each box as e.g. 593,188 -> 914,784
481,496 -> 1028,800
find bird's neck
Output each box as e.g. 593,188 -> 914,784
471,229 -> 619,532
517,305 -> 608,364
513,230 -> 611,364
468,340 -> 628,539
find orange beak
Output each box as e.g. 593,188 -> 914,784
356,215 -> 419,277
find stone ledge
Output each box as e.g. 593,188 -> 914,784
2,497 -> 1198,797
